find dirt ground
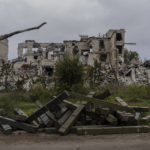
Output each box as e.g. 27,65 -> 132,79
0,132 -> 150,150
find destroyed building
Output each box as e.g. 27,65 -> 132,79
0,39 -> 8,61
0,28 -> 150,90
14,40 -> 65,76
64,29 -> 125,69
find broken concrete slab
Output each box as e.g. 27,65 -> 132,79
77,126 -> 150,135
0,116 -> 37,133
58,102 -> 87,135
115,97 -> 128,107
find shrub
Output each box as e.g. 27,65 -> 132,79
55,55 -> 85,90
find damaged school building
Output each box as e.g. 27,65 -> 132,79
0,29 -> 150,90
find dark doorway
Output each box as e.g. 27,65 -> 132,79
100,53 -> 107,62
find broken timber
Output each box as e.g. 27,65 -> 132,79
0,116 -> 37,133
129,106 -> 149,112
58,102 -> 87,135
0,124 -> 12,135
26,91 -> 70,123
77,126 -> 150,135
71,92 -> 134,113
115,97 -> 128,107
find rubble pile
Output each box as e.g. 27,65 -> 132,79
0,91 -> 150,135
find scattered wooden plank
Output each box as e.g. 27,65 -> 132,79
0,116 -> 37,133
0,124 -> 12,135
116,111 -> 137,125
141,115 -> 150,123
63,100 -> 77,110
129,106 -> 149,112
58,110 -> 72,125
115,97 -> 128,107
71,92 -> 134,113
106,114 -> 117,125
58,102 -> 87,135
77,126 -> 150,135
26,91 -> 70,123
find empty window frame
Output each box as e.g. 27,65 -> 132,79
116,46 -> 123,55
116,33 -> 122,41
99,40 -> 105,49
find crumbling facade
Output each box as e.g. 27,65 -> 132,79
64,29 -> 125,69
14,40 -> 65,76
0,39 -> 8,61
0,29 -> 150,90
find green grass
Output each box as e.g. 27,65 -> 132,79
0,86 -> 57,117
1,84 -> 150,118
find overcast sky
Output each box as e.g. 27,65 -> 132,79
0,0 -> 150,60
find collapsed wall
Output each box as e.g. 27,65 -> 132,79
0,29 -> 150,90
0,39 -> 8,61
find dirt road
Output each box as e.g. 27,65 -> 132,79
0,132 -> 150,150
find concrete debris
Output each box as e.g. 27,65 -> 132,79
0,91 -> 150,135
1,29 -> 150,90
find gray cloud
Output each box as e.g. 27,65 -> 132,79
0,0 -> 150,60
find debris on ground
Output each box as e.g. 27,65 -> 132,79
0,91 -> 150,135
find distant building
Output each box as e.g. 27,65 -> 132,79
0,39 -> 8,61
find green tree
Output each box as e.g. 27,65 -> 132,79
55,55 -> 85,90
124,50 -> 139,64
